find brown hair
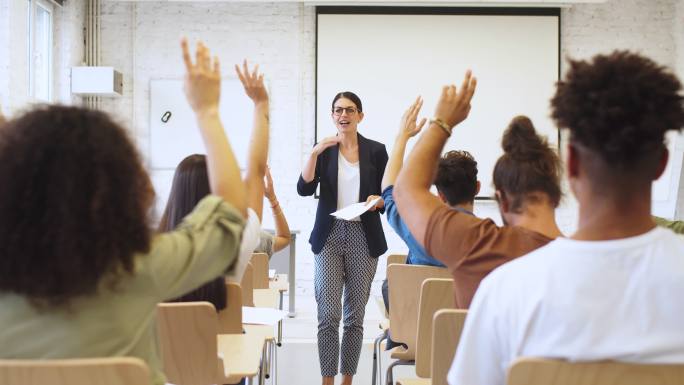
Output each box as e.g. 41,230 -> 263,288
0,105 -> 153,307
493,116 -> 562,212
434,150 -> 479,205
158,154 -> 226,311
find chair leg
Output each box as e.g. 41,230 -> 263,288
272,340 -> 278,385
372,335 -> 379,385
378,333 -> 386,385
385,360 -> 414,385
264,340 -> 271,380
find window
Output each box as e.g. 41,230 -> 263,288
27,0 -> 53,102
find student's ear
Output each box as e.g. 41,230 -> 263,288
358,111 -> 364,123
475,181 -> 481,196
567,142 -> 579,178
654,146 -> 669,180
495,190 -> 509,214
437,190 -> 448,204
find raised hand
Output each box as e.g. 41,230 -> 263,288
399,96 -> 427,139
313,135 -> 341,156
181,38 -> 221,116
235,60 -> 268,106
434,70 -> 477,129
264,166 -> 276,200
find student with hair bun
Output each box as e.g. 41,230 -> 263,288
394,72 -> 563,309
450,51 -> 684,385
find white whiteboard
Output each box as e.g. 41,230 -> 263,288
149,78 -> 256,221
150,78 -> 255,170
317,11 -> 560,198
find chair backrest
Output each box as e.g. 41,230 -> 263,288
251,253 -> 270,289
385,253 -> 407,276
415,279 -> 455,378
0,357 -> 150,385
388,264 -> 451,356
430,309 -> 467,385
156,302 -> 225,385
507,358 -> 684,385
240,262 -> 255,307
218,281 -> 243,334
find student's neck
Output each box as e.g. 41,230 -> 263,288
450,202 -> 474,213
510,203 -> 562,239
339,132 -> 358,149
573,189 -> 656,241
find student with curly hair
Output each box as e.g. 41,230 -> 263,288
394,73 -> 563,309
0,40 -> 249,385
450,51 -> 684,385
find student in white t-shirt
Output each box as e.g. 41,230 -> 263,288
449,51 -> 684,385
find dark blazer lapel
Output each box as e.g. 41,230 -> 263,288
329,143 -> 339,203
357,133 -> 370,202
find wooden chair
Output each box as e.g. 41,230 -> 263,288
250,253 -> 280,309
414,279 -> 456,378
240,262 -> 255,307
251,253 -> 270,289
396,309 -> 467,385
219,281 -> 278,384
507,358 -> 684,385
372,254 -> 408,385
387,253 -> 408,268
385,264 -> 451,384
156,302 -> 266,385
0,357 -> 149,385
218,281 -> 243,334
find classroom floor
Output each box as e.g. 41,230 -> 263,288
275,294 -> 418,385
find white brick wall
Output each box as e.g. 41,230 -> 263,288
92,0 -> 684,297
0,0 -> 85,111
2,0 -> 682,298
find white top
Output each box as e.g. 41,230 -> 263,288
448,227 -> 684,385
337,151 -> 361,222
225,208 -> 261,282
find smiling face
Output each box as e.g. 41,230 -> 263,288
332,97 -> 364,135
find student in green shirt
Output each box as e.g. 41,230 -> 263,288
655,216 -> 684,234
0,40 -> 251,385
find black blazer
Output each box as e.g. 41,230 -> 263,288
297,133 -> 388,258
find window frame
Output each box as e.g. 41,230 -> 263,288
27,0 -> 54,102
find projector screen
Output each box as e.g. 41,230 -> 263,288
316,7 -> 560,198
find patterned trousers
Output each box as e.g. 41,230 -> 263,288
314,219 -> 379,377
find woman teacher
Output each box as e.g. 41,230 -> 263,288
298,92 -> 388,385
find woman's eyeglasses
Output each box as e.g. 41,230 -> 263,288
332,107 -> 359,116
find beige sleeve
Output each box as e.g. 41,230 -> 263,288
142,195 -> 246,301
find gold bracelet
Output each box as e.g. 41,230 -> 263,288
430,118 -> 453,137
272,207 -> 283,216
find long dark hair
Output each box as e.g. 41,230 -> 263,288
493,116 -> 562,213
159,154 -> 226,311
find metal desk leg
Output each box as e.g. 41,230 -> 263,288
288,235 -> 296,317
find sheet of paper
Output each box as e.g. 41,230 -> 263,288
242,306 -> 288,325
268,269 -> 276,279
331,197 -> 381,220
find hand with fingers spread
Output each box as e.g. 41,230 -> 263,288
434,70 -> 477,129
312,135 -> 341,156
264,166 -> 276,201
399,96 -> 427,140
181,38 -> 221,116
235,60 -> 269,106
179,38 -> 247,216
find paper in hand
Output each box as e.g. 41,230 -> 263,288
331,197 -> 381,221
